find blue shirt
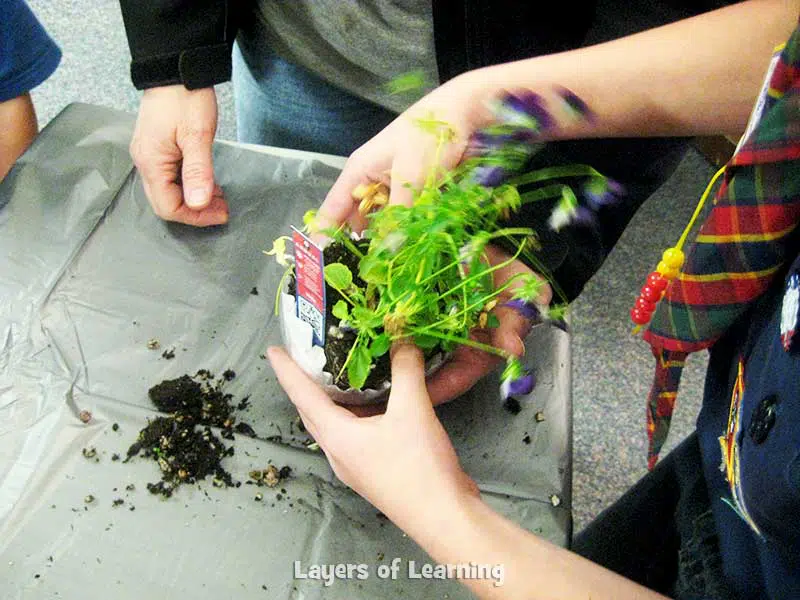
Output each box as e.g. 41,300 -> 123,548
699,250 -> 800,599
0,0 -> 61,102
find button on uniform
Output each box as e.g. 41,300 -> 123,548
748,394 -> 778,445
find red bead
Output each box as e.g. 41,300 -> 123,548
630,308 -> 650,325
647,272 -> 668,292
635,297 -> 657,313
641,285 -> 661,302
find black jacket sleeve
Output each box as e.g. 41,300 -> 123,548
119,1 -> 238,90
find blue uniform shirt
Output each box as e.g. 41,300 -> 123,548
699,251 -> 800,599
0,0 -> 61,102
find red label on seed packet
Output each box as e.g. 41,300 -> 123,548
292,227 -> 326,346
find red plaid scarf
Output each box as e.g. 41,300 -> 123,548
641,26 -> 800,469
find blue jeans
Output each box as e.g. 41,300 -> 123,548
232,41 -> 396,156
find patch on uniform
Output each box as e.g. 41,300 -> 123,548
780,272 -> 799,351
718,357 -> 763,537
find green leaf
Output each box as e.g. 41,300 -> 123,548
332,300 -> 349,321
263,236 -> 292,267
560,185 -> 578,210
325,263 -> 353,290
413,334 -> 440,350
385,70 -> 427,95
369,333 -> 391,358
301,209 -> 318,231
352,306 -> 384,329
359,254 -> 389,285
486,313 -> 500,328
347,344 -> 371,390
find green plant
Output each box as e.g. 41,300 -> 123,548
268,92 -> 618,396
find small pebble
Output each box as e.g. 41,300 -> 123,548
79,410 -> 92,424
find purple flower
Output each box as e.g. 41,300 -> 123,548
500,357 -> 536,400
504,299 -> 542,321
501,372 -> 536,400
583,177 -> 624,210
488,91 -> 554,133
504,92 -> 554,131
472,165 -> 508,187
555,86 -> 595,123
468,130 -> 528,153
571,206 -> 597,228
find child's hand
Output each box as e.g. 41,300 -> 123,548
427,245 -> 551,405
315,71 -> 494,232
266,342 -> 479,531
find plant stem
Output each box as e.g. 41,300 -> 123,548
337,331 -> 365,385
412,271 -> 527,334
518,184 -> 567,205
405,327 -> 511,361
328,283 -> 358,308
336,233 -> 365,260
506,164 -> 604,187
274,267 -> 294,315
487,227 -> 536,240
436,239 -> 527,302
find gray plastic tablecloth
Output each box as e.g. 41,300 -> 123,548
0,103 -> 572,600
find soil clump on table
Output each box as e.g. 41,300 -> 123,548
125,369 -> 257,498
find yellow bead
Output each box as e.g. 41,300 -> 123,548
662,247 -> 685,269
656,261 -> 680,279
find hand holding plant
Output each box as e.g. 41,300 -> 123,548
269,74 -> 618,403
426,245 -> 550,405
267,343 -> 479,526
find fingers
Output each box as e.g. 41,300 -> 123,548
388,116 -> 469,208
317,155 -> 375,232
131,85 -> 227,227
426,338 -> 500,405
179,127 -> 216,210
386,341 -> 431,414
425,303 -> 532,405
140,173 -> 228,227
490,303 -> 529,358
139,166 -> 184,220
171,188 -> 229,227
267,347 -> 355,432
387,152 -> 421,208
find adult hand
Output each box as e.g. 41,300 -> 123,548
427,245 -> 552,405
130,85 -> 228,227
267,342 -> 479,530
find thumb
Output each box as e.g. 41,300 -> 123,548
387,341 -> 431,414
179,129 -> 215,210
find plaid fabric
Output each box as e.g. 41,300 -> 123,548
641,24 -> 800,468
